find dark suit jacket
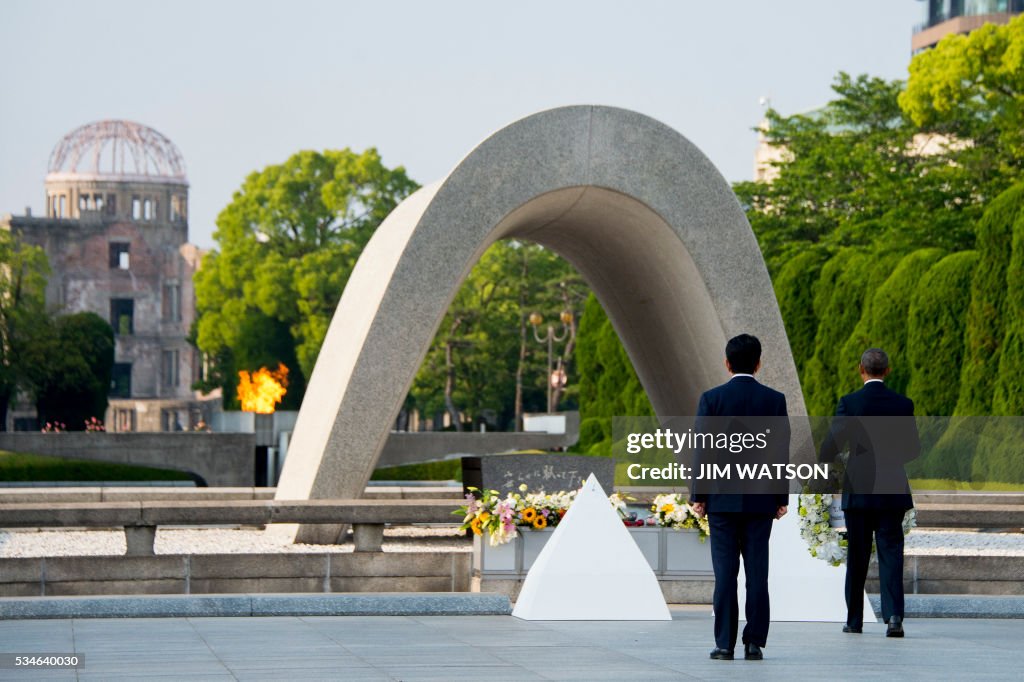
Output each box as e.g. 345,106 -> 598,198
819,381 -> 919,511
689,375 -> 790,514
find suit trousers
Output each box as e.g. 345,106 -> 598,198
844,508 -> 906,626
708,512 -> 774,650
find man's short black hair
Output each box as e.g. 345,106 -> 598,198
860,348 -> 889,376
726,334 -> 761,374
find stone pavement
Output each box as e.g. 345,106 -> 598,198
0,607 -> 1018,681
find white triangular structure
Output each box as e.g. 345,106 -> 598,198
737,494 -> 875,622
512,473 -> 671,621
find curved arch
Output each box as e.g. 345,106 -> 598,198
275,106 -> 804,541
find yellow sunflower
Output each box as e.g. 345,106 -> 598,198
469,511 -> 491,536
521,507 -> 538,523
532,515 -> 548,529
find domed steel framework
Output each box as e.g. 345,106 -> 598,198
47,120 -> 186,181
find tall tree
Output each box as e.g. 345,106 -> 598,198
0,231 -> 49,430
31,312 -> 115,430
736,73 -> 977,275
900,14 -> 1024,195
194,149 -> 418,407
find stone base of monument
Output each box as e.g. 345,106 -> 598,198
474,574 -> 715,605
474,527 -> 712,574
472,527 -> 714,604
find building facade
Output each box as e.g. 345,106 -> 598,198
2,120 -> 216,432
914,0 -> 1023,52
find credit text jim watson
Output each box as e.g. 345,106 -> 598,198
623,427 -> 828,482
625,461 -> 830,482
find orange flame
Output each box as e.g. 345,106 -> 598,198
237,363 -> 289,414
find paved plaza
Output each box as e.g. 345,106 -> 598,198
0,607 -> 1018,681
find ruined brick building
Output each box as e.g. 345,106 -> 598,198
2,120 -> 217,431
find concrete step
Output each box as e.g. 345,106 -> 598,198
915,492 -> 1024,506
915,503 -> 1024,528
868,594 -> 1024,619
867,554 -> 1024,596
0,592 -> 511,620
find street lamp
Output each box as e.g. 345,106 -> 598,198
530,310 -> 574,413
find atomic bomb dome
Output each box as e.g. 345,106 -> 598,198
2,118 -> 212,433
43,120 -> 189,224
47,120 -> 187,183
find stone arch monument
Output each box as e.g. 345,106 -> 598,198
274,105 -> 805,543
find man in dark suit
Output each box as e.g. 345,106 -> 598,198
819,348 -> 920,638
690,334 -> 790,661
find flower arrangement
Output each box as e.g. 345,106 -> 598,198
458,484 -> 711,546
41,421 -> 67,433
84,417 -> 106,432
797,493 -> 846,566
798,493 -> 917,566
458,484 -> 579,546
649,493 -> 710,541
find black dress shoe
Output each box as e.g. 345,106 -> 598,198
886,615 -> 904,638
842,625 -> 862,633
744,643 -> 763,660
709,648 -> 734,660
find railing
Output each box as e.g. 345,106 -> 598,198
0,499 -> 460,555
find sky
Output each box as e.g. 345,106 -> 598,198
1,0 -> 924,249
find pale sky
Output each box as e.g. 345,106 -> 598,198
1,0 -> 923,249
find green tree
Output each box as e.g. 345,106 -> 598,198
0,231 -> 50,430
32,312 -> 115,430
900,14 -> 1024,192
906,251 -> 979,416
575,294 -> 654,455
410,241 -> 587,430
194,149 -> 418,408
736,74 -> 976,274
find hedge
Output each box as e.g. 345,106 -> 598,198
575,293 -> 653,454
838,248 -> 945,397
955,183 -> 1024,415
906,251 -> 978,416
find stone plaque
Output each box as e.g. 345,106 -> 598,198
461,454 -> 615,497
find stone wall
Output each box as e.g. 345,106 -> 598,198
0,552 -> 471,597
0,433 -> 255,487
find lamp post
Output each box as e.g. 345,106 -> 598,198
529,310 -> 574,413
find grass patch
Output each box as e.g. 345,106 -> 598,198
0,450 -> 194,483
910,478 -> 1024,492
371,459 -> 462,482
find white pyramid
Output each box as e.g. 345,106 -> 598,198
512,473 -> 671,620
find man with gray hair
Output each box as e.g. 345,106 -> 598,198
820,348 -> 920,638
